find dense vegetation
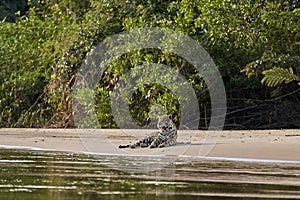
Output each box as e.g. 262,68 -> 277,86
0,0 -> 299,129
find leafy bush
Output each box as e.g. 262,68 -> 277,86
1,0 -> 299,129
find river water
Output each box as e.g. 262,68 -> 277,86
0,148 -> 299,199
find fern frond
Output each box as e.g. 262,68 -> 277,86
261,67 -> 300,87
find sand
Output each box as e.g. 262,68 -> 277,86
0,128 -> 299,161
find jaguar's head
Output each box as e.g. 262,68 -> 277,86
157,115 -> 173,130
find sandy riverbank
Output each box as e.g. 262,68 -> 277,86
0,128 -> 299,161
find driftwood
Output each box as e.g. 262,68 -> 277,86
285,134 -> 300,137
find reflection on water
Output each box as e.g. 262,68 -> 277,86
0,148 -> 299,199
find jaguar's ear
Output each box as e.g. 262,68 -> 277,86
167,114 -> 172,119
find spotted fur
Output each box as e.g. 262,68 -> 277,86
119,115 -> 177,149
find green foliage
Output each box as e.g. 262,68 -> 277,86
261,67 -> 300,87
0,0 -> 95,127
239,1 -> 300,86
1,0 -> 299,129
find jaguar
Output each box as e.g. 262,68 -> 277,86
119,115 -> 177,149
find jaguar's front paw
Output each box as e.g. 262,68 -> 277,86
141,143 -> 149,148
158,144 -> 165,148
